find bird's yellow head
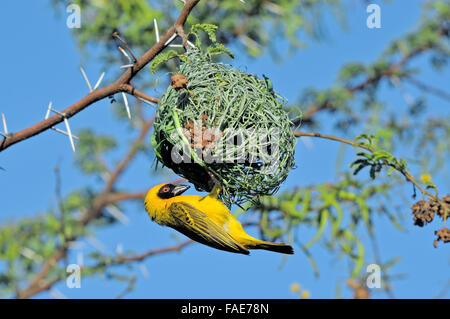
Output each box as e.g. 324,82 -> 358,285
144,183 -> 190,222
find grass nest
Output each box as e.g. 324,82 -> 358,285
152,49 -> 296,206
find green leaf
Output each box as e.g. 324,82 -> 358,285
207,43 -> 234,58
150,50 -> 179,74
190,24 -> 218,43
304,209 -> 329,250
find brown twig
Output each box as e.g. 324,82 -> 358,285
112,31 -> 138,63
294,131 -> 372,151
17,249 -> 67,299
109,240 -> 193,265
175,24 -> 188,49
347,43 -> 435,93
294,131 -> 436,200
120,84 -> 159,104
106,191 -> 148,203
404,76 -> 450,102
295,30 -> 447,127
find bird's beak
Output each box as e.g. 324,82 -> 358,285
172,184 -> 190,196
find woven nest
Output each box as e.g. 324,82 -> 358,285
152,49 -> 296,206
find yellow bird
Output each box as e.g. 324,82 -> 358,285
144,183 -> 294,255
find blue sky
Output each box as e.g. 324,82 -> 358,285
0,0 -> 448,298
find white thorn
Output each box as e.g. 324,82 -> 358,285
164,33 -> 177,46
186,40 -> 196,48
106,205 -> 130,225
50,108 -> 66,117
63,117 -> 76,152
20,247 -> 44,263
154,19 -> 160,43
116,243 -> 124,255
168,40 -> 195,49
100,172 -> 110,182
139,263 -> 150,278
391,75 -> 416,106
121,92 -> 131,119
93,72 -> 105,90
137,97 -> 157,107
51,127 -> 79,140
118,46 -> 132,63
120,64 -> 135,69
300,135 -> 314,150
45,101 -> 52,119
1,113 -> 7,134
239,34 -> 261,50
45,104 -> 79,142
86,236 -> 109,254
80,67 -> 93,93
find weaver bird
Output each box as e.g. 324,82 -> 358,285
144,183 -> 294,255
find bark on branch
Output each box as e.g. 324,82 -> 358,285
0,0 -> 200,153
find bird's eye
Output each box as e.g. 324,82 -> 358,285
162,187 -> 169,192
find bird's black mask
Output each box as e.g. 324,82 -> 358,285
157,184 -> 190,199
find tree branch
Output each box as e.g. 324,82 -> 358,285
87,240 -> 194,269
297,27 -> 448,126
14,1 -> 202,299
120,84 -> 160,104
16,119 -> 152,299
0,0 -> 200,153
294,131 -> 436,200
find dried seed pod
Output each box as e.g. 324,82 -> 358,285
412,200 -> 435,227
433,227 -> 450,248
437,194 -> 450,219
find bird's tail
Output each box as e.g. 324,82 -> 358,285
250,241 -> 294,254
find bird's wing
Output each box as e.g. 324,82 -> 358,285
168,202 -> 249,255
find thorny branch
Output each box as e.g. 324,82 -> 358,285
294,131 -> 437,201
0,0 -> 200,153
298,26 -> 448,126
16,118 -> 153,299
14,0 -> 201,299
120,84 -> 159,104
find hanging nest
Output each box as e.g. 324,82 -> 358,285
152,49 -> 297,206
